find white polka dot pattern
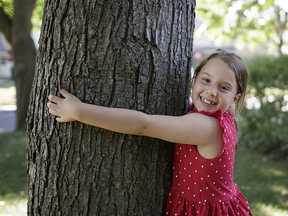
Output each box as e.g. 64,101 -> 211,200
165,108 -> 252,215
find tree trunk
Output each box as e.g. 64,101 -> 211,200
13,0 -> 36,130
27,0 -> 195,215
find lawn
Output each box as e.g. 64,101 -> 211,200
234,148 -> 288,216
0,80 -> 16,106
0,131 -> 288,215
0,131 -> 27,215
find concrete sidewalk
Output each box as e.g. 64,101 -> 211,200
0,79 -> 16,133
0,106 -> 16,133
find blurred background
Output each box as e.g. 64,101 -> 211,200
0,0 -> 288,215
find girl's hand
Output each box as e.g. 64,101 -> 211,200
47,89 -> 82,122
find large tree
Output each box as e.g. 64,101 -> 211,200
27,0 -> 195,215
0,0 -> 43,130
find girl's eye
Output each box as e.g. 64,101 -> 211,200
202,78 -> 210,83
219,85 -> 229,91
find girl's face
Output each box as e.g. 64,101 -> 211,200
192,58 -> 241,113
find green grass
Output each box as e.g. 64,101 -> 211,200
0,80 -> 16,106
0,80 -> 15,89
234,148 -> 288,216
0,131 -> 27,215
0,132 -> 288,215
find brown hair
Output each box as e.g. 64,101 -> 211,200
192,48 -> 248,150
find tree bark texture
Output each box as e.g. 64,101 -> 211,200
27,0 -> 195,215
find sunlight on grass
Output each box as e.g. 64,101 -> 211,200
253,203 -> 288,216
271,185 -> 288,196
0,193 -> 27,216
265,168 -> 286,177
0,80 -> 16,106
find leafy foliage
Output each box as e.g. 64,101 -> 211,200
0,0 -> 44,31
0,0 -> 13,19
31,0 -> 44,32
241,55 -> 288,159
196,0 -> 288,54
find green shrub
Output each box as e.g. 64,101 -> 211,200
240,55 -> 288,159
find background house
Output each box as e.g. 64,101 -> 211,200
0,33 -> 13,79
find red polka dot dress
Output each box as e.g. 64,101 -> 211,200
166,108 -> 252,216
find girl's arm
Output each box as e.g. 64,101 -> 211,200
47,89 -> 222,146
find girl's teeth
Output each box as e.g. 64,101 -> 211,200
202,97 -> 215,105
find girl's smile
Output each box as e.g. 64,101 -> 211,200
200,96 -> 217,106
192,58 -> 241,113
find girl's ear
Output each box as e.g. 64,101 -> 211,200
232,93 -> 241,104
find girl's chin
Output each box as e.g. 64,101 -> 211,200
194,104 -> 218,112
195,102 -> 217,111
194,106 -> 217,112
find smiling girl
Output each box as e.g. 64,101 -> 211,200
47,48 -> 252,215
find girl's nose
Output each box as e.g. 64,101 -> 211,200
206,86 -> 217,96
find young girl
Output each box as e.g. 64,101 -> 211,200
47,48 -> 252,215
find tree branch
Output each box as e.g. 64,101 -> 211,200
0,6 -> 12,44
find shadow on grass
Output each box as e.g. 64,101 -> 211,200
234,148 -> 288,216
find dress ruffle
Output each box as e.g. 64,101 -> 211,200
165,107 -> 252,215
166,185 -> 251,216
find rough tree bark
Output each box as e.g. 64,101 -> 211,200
27,0 -> 195,215
0,0 -> 37,130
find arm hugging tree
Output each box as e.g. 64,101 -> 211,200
27,0 -> 195,215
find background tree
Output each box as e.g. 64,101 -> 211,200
0,0 -> 44,130
196,0 -> 288,55
27,0 -> 195,215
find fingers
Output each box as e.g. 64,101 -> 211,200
47,102 -> 65,122
48,88 -> 70,103
47,102 -> 59,115
47,89 -> 77,123
48,94 -> 62,104
56,116 -> 63,122
59,88 -> 70,97
47,102 -> 64,122
47,101 -> 57,110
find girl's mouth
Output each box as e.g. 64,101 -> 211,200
200,96 -> 216,105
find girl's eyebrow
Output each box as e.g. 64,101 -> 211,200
223,81 -> 233,88
200,72 -> 211,76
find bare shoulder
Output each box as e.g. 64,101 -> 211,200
183,113 -> 224,158
182,112 -> 222,146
